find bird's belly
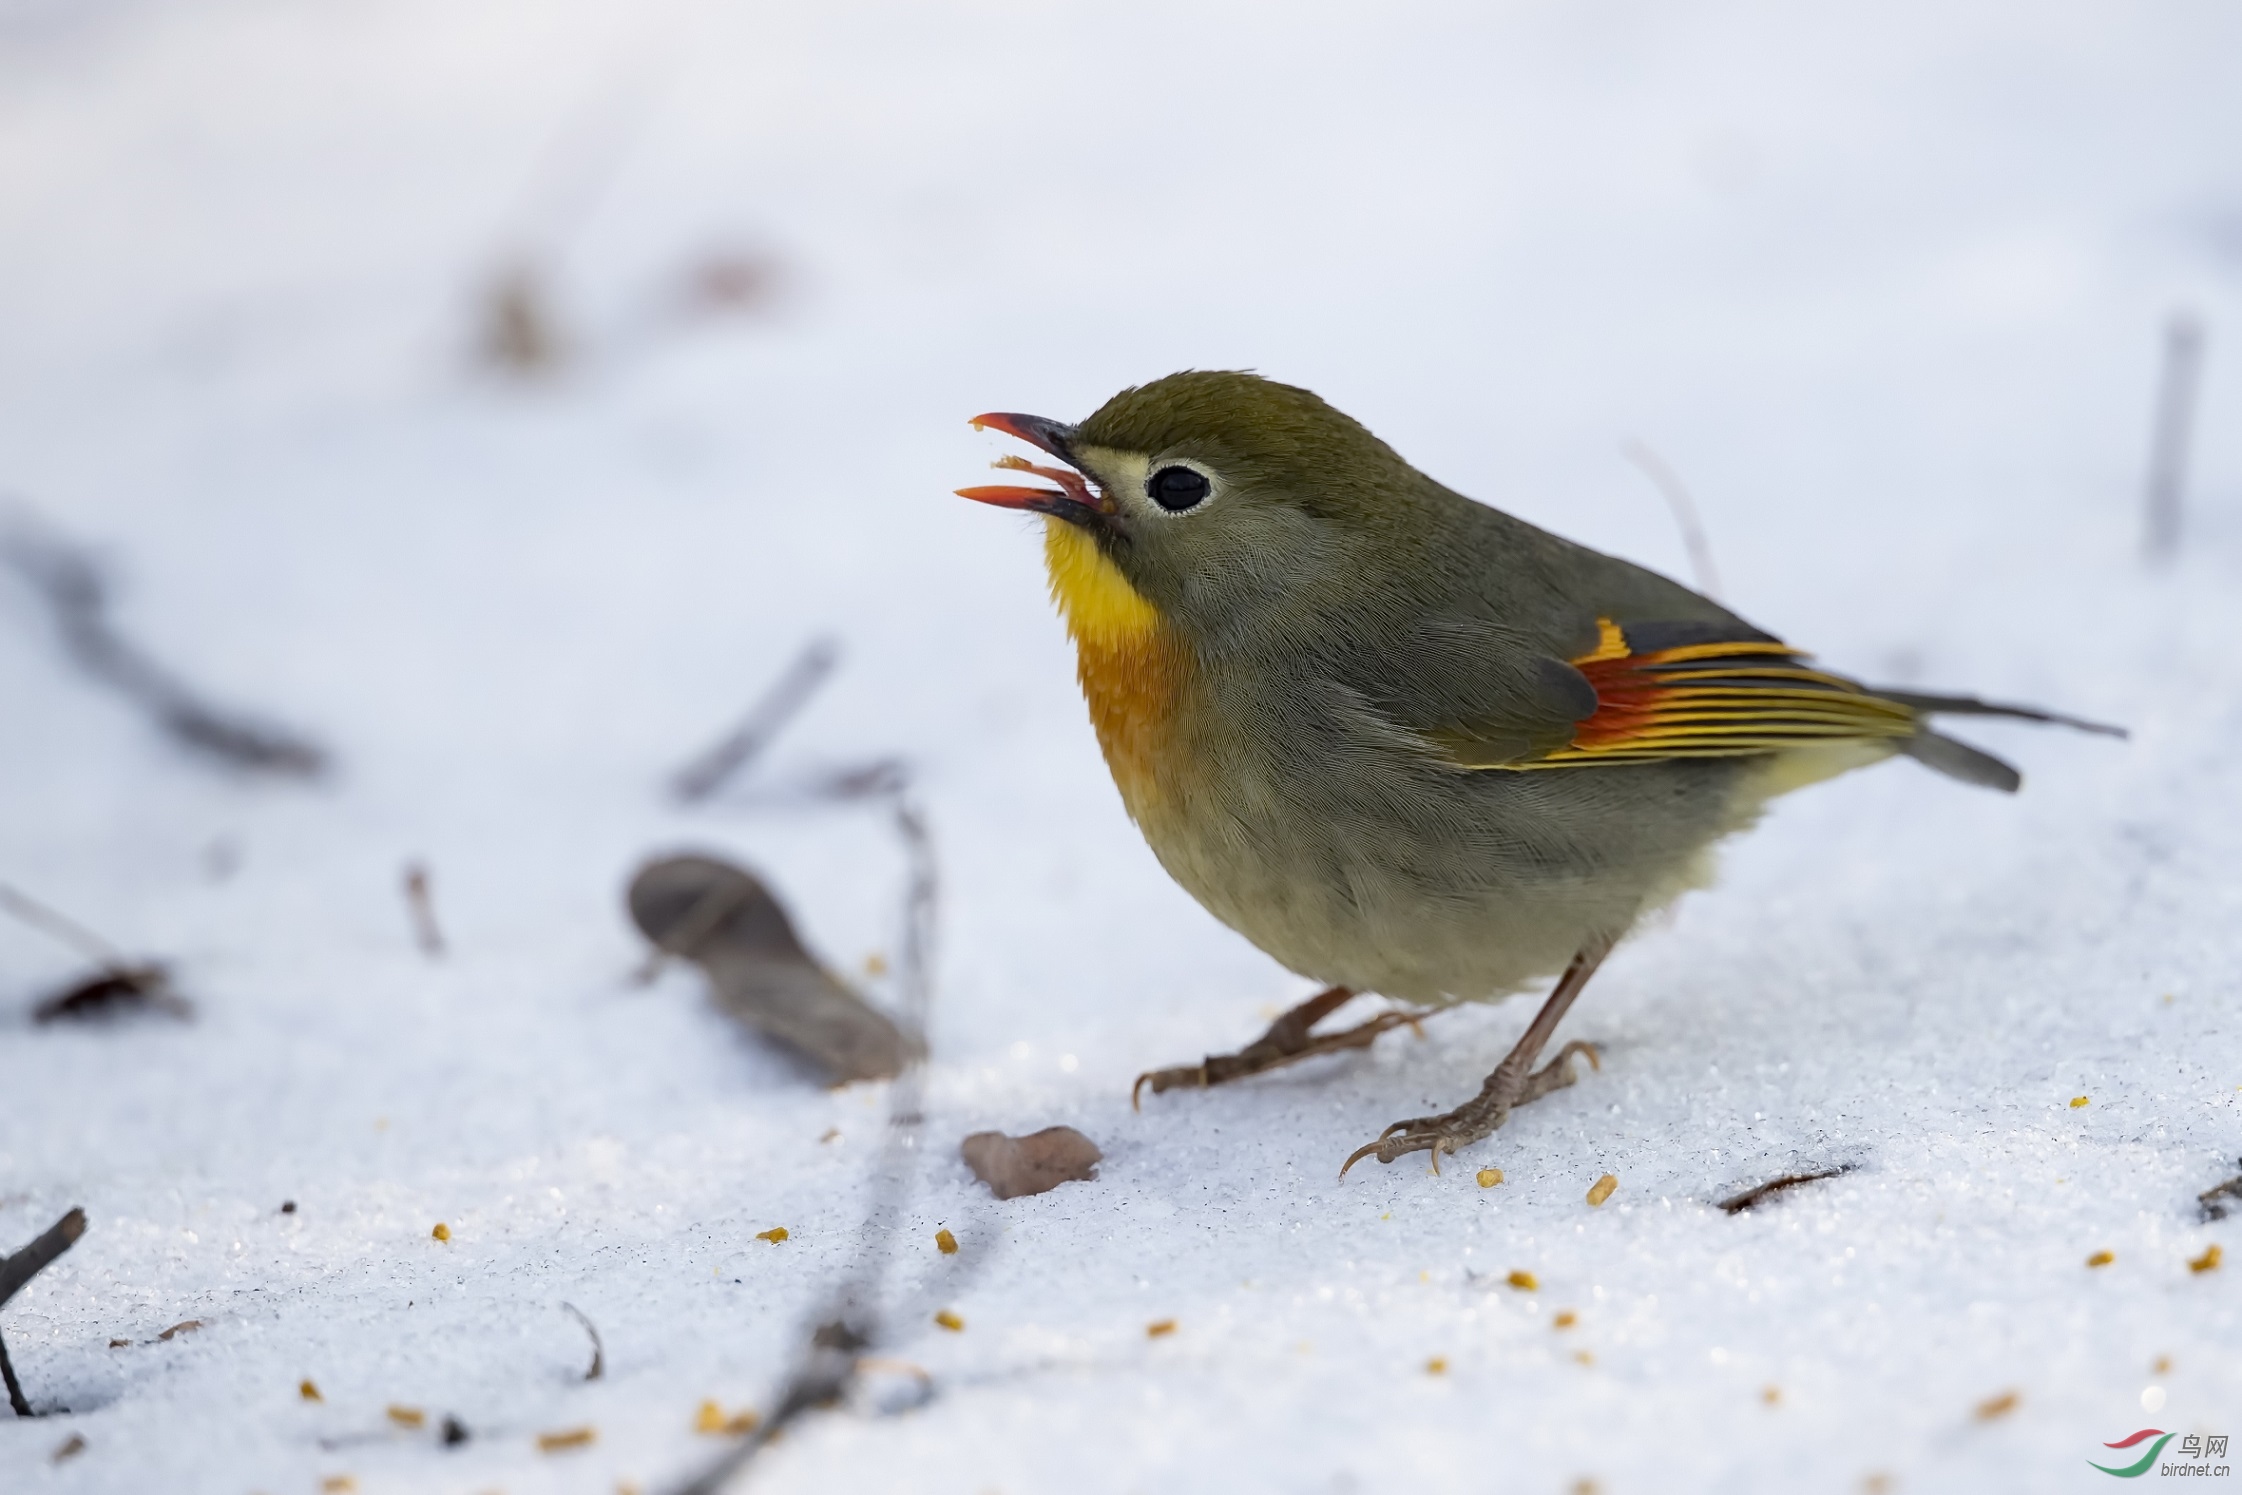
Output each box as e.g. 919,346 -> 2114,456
1111,696 -> 1750,1005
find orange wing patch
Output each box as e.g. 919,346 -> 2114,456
1511,618 -> 1917,768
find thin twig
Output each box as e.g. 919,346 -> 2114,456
670,637 -> 841,803
0,882 -> 130,969
665,786 -> 938,1495
1,1208 -> 88,1418
1621,441 -> 1723,599
2144,310 -> 2206,563
2199,1159 -> 2242,1224
0,1210 -> 90,1314
1718,1167 -> 1852,1215
0,1330 -> 29,1417
0,507 -> 327,777
403,863 -> 446,959
560,1302 -> 605,1381
2,883 -> 186,1020
479,0 -> 723,376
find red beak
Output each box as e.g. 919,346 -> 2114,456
967,411 -> 1076,460
959,411 -> 1109,527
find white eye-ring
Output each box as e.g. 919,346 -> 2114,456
1144,460 -> 1217,515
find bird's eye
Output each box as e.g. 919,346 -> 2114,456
1148,465 -> 1211,512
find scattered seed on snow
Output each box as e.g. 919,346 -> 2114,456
695,1400 -> 758,1435
1425,1357 -> 1447,1375
537,1426 -> 596,1452
1476,1168 -> 1504,1188
430,1223 -> 450,1242
2070,1096 -> 2090,1109
2086,1250 -> 2114,1268
386,1405 -> 424,1428
299,1379 -> 322,1402
1146,1319 -> 1177,1338
2189,1243 -> 2223,1274
935,1228 -> 958,1255
1974,1390 -> 2019,1421
1552,1311 -> 1577,1330
934,1309 -> 964,1331
1507,1270 -> 1539,1292
1587,1174 -> 1618,1207
756,1227 -> 789,1244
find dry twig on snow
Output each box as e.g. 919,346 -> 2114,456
664,791 -> 948,1495
1718,1166 -> 1853,1215
669,636 -> 841,803
0,507 -> 328,777
2,881 -> 190,1023
1,1208 -> 89,1416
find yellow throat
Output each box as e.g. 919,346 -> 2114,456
1041,520 -> 1177,813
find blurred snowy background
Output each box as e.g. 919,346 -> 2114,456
1,2 -> 2238,1491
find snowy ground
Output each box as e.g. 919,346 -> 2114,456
2,3 -> 2239,1492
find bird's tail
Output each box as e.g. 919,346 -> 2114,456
1879,690 -> 2126,794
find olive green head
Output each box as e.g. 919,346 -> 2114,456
961,371 -> 1444,645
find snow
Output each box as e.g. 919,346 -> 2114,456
1,2 -> 2238,1491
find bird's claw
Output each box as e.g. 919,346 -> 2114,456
1132,1000 -> 1427,1112
1131,1063 -> 1209,1111
1338,1113 -> 1497,1178
1336,1039 -> 1602,1179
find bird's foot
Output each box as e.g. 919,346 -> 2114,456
1338,1040 -> 1600,1177
1132,986 -> 1427,1110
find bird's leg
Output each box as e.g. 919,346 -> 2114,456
1133,987 -> 1428,1109
1339,937 -> 1615,1177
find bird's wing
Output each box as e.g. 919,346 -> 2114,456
1422,617 -> 1920,770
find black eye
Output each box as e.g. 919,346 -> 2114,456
1148,465 -> 1211,512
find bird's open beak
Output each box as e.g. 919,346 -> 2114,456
958,412 -> 1111,528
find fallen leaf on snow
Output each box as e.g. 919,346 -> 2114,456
959,1127 -> 1101,1200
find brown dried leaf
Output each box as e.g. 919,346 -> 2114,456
959,1127 -> 1102,1200
627,856 -> 916,1085
32,965 -> 189,1024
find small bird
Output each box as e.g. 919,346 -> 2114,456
955,371 -> 2118,1176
